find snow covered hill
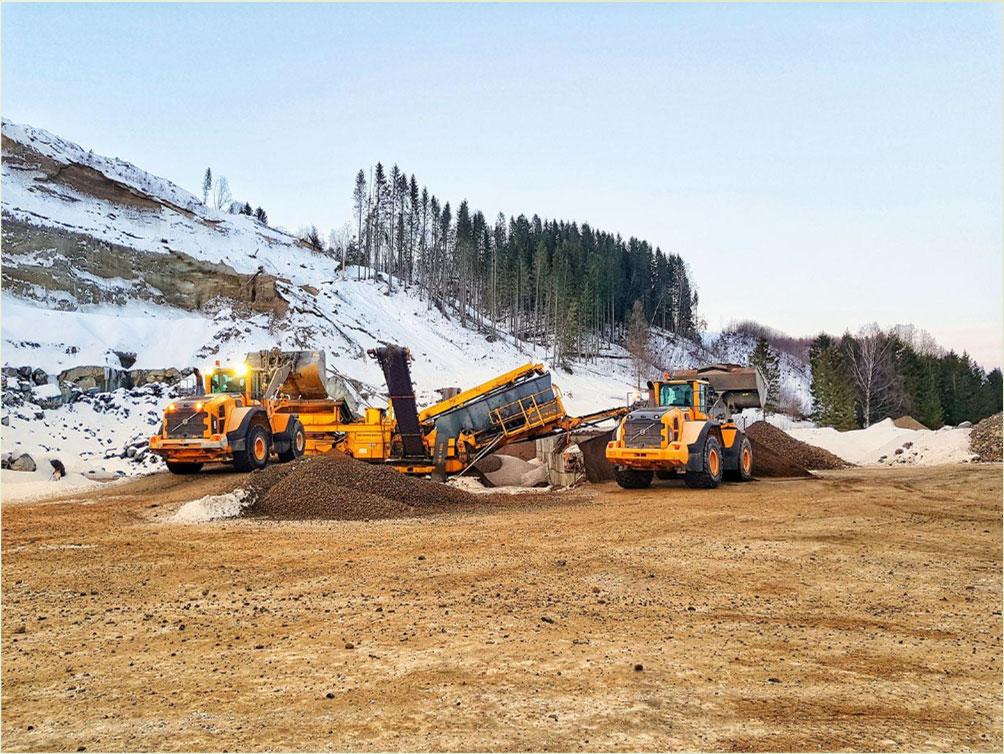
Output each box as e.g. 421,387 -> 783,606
1,119 -> 812,481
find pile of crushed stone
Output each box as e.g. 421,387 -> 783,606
893,415 -> 929,430
238,451 -> 574,521
746,421 -> 850,472
970,413 -> 1002,463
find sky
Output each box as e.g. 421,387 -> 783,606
3,3 -> 1002,368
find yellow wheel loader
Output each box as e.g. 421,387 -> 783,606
605,364 -> 764,489
149,354 -> 327,474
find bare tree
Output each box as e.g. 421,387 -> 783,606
844,327 -> 903,427
212,176 -> 231,211
626,299 -> 651,390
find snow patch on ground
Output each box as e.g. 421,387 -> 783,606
171,488 -> 249,523
0,468 -> 115,503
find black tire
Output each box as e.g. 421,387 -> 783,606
166,461 -> 203,475
614,467 -> 654,489
278,420 -> 306,463
725,435 -> 754,482
684,435 -> 723,489
233,422 -> 271,472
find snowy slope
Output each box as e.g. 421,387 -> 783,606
2,119 -> 813,483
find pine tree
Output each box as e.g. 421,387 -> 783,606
748,335 -> 781,413
241,202 -> 253,216
202,168 -> 212,205
254,206 -> 268,225
809,335 -> 858,430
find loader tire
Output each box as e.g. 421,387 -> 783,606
278,420 -> 306,463
684,436 -> 723,489
233,423 -> 270,472
166,461 -> 203,475
614,467 -> 653,489
725,435 -> 754,482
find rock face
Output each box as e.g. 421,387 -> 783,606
3,219 -> 288,316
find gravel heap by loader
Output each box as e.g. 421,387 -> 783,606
969,412 -> 1002,462
241,451 -> 572,521
746,421 -> 850,475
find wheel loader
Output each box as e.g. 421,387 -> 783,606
149,351 -> 338,474
605,363 -> 765,489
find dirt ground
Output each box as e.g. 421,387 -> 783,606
2,465 -> 1001,752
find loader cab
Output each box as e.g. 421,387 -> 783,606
648,379 -> 712,418
206,363 -> 249,400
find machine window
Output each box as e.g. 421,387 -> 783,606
211,373 -> 245,394
659,384 -> 692,407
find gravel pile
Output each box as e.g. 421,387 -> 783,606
969,413 -> 1002,463
243,452 -> 477,520
241,451 -> 575,521
746,421 -> 850,471
893,416 -> 929,430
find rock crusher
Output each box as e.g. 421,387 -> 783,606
605,363 -> 765,489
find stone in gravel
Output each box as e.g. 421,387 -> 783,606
634,664 -> 644,672
541,616 -> 555,624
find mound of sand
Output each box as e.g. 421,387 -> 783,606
788,418 -> 975,467
970,413 -> 1002,462
746,421 -> 849,472
893,416 -> 929,430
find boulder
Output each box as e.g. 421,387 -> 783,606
16,366 -> 32,380
59,365 -> 109,389
8,453 -> 37,472
1,452 -> 12,469
129,368 -> 182,387
519,464 -> 550,488
31,368 -> 48,386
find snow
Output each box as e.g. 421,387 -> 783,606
787,418 -> 976,467
32,383 -> 61,399
171,489 -> 249,523
0,467 -> 115,504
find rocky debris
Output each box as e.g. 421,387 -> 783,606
746,421 -> 849,471
893,416 -> 928,430
8,453 -> 37,472
577,430 -> 616,483
243,451 -> 572,521
969,413 -> 1002,463
246,452 -> 480,521
746,440 -> 812,478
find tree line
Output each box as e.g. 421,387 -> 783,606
808,326 -> 1001,429
339,162 -> 700,365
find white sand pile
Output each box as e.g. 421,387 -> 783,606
788,418 -> 975,467
171,489 -> 249,523
448,476 -> 551,496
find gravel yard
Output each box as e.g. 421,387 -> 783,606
2,464 -> 1001,751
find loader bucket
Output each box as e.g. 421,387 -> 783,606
245,350 -> 331,400
667,363 -> 766,410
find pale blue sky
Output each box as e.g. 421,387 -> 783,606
3,3 -> 1001,366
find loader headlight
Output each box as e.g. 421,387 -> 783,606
166,403 -> 176,412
